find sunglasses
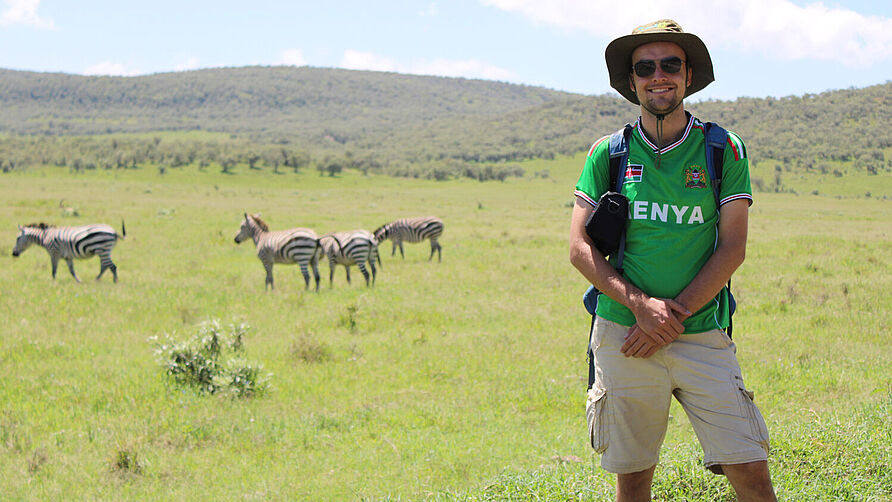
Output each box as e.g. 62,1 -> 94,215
632,57 -> 685,78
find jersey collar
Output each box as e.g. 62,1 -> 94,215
635,112 -> 694,154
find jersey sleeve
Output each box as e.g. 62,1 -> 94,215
574,135 -> 611,207
718,130 -> 753,207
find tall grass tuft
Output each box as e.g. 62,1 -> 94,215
290,333 -> 332,363
339,304 -> 359,333
111,444 -> 143,475
151,320 -> 270,397
27,448 -> 48,475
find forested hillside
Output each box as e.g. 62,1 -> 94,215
0,66 -> 889,181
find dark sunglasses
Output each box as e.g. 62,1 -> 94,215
632,57 -> 684,78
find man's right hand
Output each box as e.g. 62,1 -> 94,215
630,296 -> 690,345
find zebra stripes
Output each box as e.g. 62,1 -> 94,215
234,213 -> 322,291
319,230 -> 380,287
373,216 -> 444,262
12,221 -> 125,282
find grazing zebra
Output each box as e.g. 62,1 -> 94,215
234,213 -> 322,291
12,221 -> 126,282
319,230 -> 380,287
373,216 -> 444,262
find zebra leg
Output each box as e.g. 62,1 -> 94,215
66,258 -> 81,283
264,262 -> 274,290
96,253 -> 117,282
311,259 -> 321,292
357,262 -> 369,286
391,242 -> 398,257
51,255 -> 59,280
369,257 -> 377,286
434,240 -> 442,262
345,266 -> 351,284
398,242 -> 405,259
328,258 -> 336,287
299,263 -> 311,290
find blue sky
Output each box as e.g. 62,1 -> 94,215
1,0 -> 890,101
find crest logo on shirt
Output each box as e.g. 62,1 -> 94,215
624,164 -> 644,183
684,166 -> 707,189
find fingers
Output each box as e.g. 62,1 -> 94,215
621,326 -> 662,358
666,299 -> 692,317
633,298 -> 687,341
627,322 -> 675,347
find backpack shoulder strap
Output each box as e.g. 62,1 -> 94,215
606,124 -> 632,275
704,121 -> 736,338
608,124 -> 633,192
587,124 -> 632,390
703,121 -> 727,210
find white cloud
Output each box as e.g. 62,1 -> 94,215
174,57 -> 201,72
419,2 -> 439,17
82,61 -> 142,77
0,0 -> 55,29
341,50 -> 516,81
479,0 -> 892,66
341,50 -> 398,72
277,48 -> 308,66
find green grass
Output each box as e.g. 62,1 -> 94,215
1,158 -> 890,500
437,397 -> 891,501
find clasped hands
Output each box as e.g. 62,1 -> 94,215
622,297 -> 691,358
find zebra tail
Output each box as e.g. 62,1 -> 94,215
314,238 -> 324,263
120,219 -> 127,239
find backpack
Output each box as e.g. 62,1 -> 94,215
584,121 -> 735,389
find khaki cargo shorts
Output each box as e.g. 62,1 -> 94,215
586,316 -> 770,474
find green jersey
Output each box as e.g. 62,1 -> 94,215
575,113 -> 752,333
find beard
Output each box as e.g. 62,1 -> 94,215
640,89 -> 684,117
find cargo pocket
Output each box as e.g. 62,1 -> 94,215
586,385 -> 609,453
733,376 -> 770,453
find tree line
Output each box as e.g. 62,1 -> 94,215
0,66 -> 888,180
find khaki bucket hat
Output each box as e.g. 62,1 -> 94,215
605,19 -> 714,104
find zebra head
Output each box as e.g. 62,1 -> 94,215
235,213 -> 267,244
234,214 -> 252,244
373,224 -> 388,242
12,225 -> 42,257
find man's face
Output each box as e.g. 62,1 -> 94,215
628,41 -> 691,115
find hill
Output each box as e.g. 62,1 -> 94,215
0,66 -> 574,140
0,66 -> 889,183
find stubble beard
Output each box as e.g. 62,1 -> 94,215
642,90 -> 683,118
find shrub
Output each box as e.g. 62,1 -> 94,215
151,320 -> 270,398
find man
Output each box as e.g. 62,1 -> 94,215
569,20 -> 777,501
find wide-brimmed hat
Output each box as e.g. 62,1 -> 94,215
605,19 -> 714,105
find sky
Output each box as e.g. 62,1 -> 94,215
0,0 -> 890,101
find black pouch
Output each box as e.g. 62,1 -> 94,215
585,191 -> 628,256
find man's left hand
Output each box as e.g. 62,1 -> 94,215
621,324 -> 670,358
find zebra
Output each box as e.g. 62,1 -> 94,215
373,216 -> 444,262
12,221 -> 126,282
234,213 -> 322,291
318,230 -> 380,287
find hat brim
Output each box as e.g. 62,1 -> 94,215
605,31 -> 714,105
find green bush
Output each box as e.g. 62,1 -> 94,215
151,320 -> 270,398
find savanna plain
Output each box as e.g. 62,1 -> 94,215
1,155 -> 890,501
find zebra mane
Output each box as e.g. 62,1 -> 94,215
23,222 -> 54,230
248,214 -> 270,232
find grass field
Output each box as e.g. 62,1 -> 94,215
1,157 -> 890,501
